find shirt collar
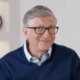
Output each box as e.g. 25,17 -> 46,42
23,41 -> 52,62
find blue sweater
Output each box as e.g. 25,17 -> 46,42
0,43 -> 80,80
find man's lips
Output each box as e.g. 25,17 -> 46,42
40,40 -> 51,42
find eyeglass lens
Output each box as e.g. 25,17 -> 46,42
36,27 -> 58,34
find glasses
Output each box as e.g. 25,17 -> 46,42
26,26 -> 59,35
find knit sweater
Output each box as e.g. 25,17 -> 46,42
0,43 -> 80,80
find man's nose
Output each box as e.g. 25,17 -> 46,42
42,29 -> 50,38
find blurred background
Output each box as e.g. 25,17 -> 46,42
0,0 -> 80,58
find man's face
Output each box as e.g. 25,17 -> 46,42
23,15 -> 56,52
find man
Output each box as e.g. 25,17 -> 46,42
0,5 -> 80,80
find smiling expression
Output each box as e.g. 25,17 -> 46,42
24,15 -> 56,52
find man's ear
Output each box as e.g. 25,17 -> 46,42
23,27 -> 28,39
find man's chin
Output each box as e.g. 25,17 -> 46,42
39,46 -> 50,51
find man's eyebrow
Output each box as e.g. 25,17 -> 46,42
49,25 -> 56,26
35,25 -> 56,27
34,26 -> 44,27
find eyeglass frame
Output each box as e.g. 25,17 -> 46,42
26,26 -> 59,35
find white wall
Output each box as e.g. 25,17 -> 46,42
0,1 -> 9,32
0,0 -> 20,58
20,0 -> 80,57
64,0 -> 80,57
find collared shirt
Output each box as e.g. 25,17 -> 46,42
23,41 -> 52,66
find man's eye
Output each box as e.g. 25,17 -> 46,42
49,27 -> 55,29
49,27 -> 52,29
37,27 -> 41,29
49,27 -> 53,29
37,27 -> 42,29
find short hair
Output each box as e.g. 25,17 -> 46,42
23,5 -> 57,27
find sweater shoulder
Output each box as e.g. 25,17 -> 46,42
51,43 -> 80,64
0,46 -> 24,61
53,43 -> 77,56
54,43 -> 75,51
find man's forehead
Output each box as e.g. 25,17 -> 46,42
29,16 -> 56,27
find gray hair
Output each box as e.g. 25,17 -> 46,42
23,5 -> 57,27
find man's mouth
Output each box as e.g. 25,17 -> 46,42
40,40 -> 51,43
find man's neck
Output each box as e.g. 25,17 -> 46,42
27,45 -> 48,61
